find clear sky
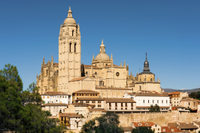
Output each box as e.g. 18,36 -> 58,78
0,0 -> 199,90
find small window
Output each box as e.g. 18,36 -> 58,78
86,71 -> 88,74
69,43 -> 72,52
157,100 -> 159,103
150,78 -> 152,81
143,100 -> 145,103
98,105 -> 101,107
152,100 -> 154,103
95,72 -> 97,75
86,101 -> 89,103
144,78 -> 146,81
72,30 -> 74,36
92,101 -> 95,103
98,101 -> 101,103
74,43 -> 76,52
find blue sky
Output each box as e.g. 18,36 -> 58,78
0,0 -> 199,90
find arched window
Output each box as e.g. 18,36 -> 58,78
150,78 -> 152,81
139,86 -> 141,90
69,43 -> 72,52
74,43 -> 76,52
72,30 -> 74,36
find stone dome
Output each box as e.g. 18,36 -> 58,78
94,39 -> 110,61
63,7 -> 76,25
64,17 -> 76,25
95,53 -> 110,61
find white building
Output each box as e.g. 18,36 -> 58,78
124,92 -> 170,111
41,103 -> 68,116
41,91 -> 72,104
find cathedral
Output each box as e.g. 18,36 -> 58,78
36,7 -> 162,97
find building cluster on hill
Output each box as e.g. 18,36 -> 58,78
36,7 -> 200,132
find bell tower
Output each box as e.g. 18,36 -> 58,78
58,7 -> 81,92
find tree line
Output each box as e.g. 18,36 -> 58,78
0,64 -> 65,133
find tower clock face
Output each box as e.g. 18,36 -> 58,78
116,72 -> 119,77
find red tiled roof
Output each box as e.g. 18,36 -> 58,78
69,77 -> 86,82
88,108 -> 107,112
134,92 -> 168,97
41,91 -> 70,96
96,87 -> 132,90
75,97 -> 104,101
72,103 -> 95,108
167,123 -> 178,127
59,113 -> 82,118
72,90 -> 99,94
179,122 -> 198,129
53,63 -> 59,66
42,103 -> 68,106
168,91 -> 180,95
104,98 -> 136,103
161,126 -> 182,133
132,122 -> 155,127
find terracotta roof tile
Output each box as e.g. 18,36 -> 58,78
168,91 -> 181,95
135,92 -> 168,97
104,98 -> 136,103
72,90 -> 99,94
72,103 -> 95,108
132,122 -> 155,127
96,87 -> 132,90
88,108 -> 107,112
53,63 -> 59,66
75,97 -> 104,101
59,113 -> 82,118
161,126 -> 182,133
42,103 -> 68,106
168,123 -> 178,127
41,91 -> 70,96
179,122 -> 198,129
69,77 -> 86,82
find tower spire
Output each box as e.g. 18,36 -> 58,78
100,39 -> 105,53
67,6 -> 73,18
146,53 -> 147,61
51,54 -> 54,63
43,56 -> 45,64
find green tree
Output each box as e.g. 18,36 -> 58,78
0,64 -> 65,132
149,104 -> 160,112
132,127 -> 154,133
0,64 -> 23,131
149,105 -> 155,112
81,112 -> 123,133
189,91 -> 200,100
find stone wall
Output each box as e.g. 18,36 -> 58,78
118,111 -> 199,127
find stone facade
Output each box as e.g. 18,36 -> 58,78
37,7 -> 163,97
37,56 -> 58,94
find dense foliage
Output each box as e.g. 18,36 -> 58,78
0,64 -> 65,132
80,112 -> 124,133
131,127 -> 154,133
149,104 -> 160,112
189,91 -> 200,100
